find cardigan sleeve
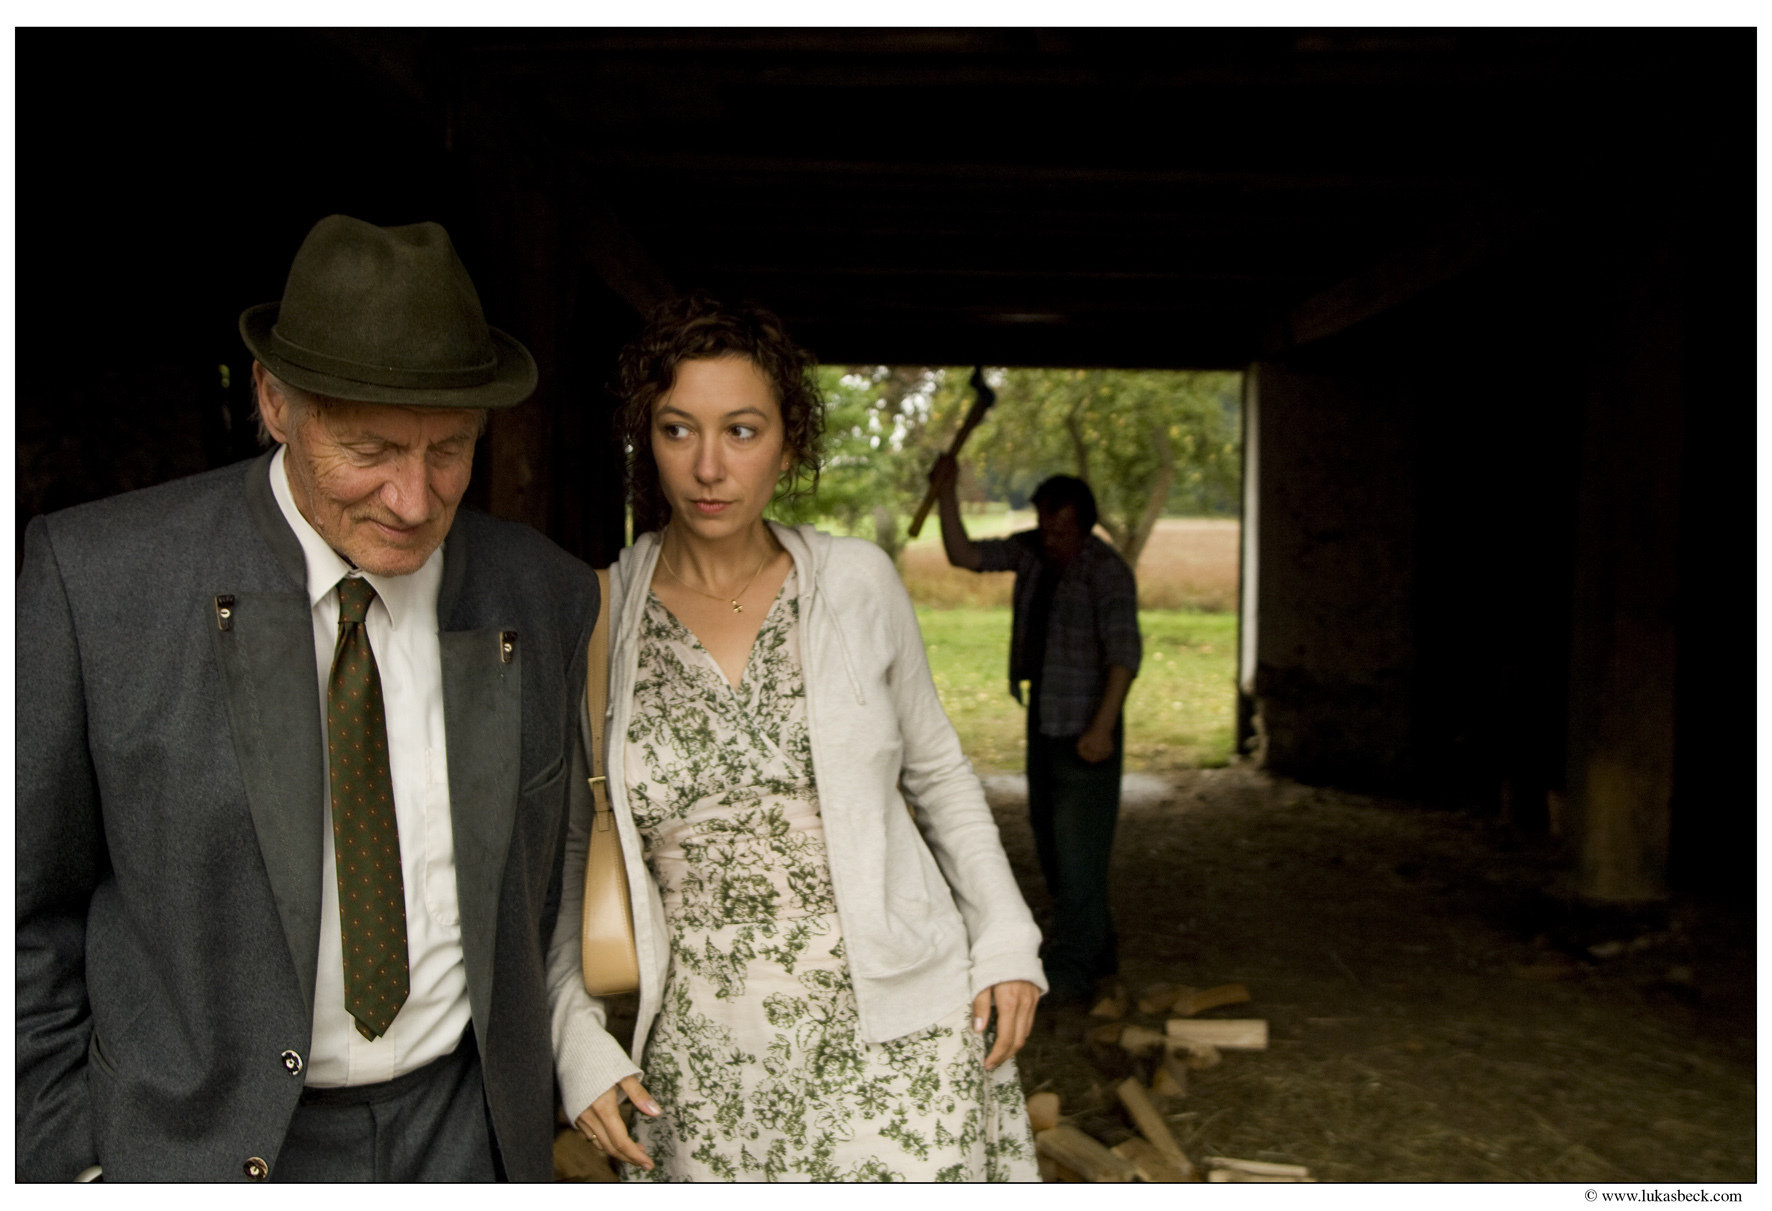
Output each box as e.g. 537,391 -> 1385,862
862,545 -> 1048,998
544,709 -> 643,1124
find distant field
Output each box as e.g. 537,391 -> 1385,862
901,510 -> 1240,612
915,606 -> 1239,773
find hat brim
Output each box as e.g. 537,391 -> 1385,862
239,302 -> 538,409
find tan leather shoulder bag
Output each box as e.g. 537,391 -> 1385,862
580,567 -> 640,996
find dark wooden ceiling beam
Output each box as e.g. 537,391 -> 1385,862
561,163 -> 677,314
394,27 -> 1732,368
1265,199 -> 1548,354
587,151 -> 1477,199
795,309 -> 1257,371
695,262 -> 1289,286
695,275 -> 1280,318
456,28 -> 1685,95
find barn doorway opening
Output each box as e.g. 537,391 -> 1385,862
774,364 -> 1244,777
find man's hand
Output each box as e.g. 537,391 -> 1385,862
1076,724 -> 1117,764
575,1074 -> 662,1171
971,980 -> 1040,1070
930,453 -> 982,570
1077,666 -> 1135,763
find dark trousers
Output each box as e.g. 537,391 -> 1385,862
274,1030 -> 498,1182
1025,705 -> 1122,998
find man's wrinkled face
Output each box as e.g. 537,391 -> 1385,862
257,367 -> 482,576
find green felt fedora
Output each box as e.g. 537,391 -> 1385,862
240,214 -> 536,408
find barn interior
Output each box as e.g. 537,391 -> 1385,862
19,28 -> 1752,915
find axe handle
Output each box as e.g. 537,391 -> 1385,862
907,405 -> 990,539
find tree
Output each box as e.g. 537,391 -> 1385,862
773,364 -> 1240,571
769,365 -> 949,562
970,368 -> 1241,567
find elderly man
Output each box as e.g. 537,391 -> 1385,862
929,456 -> 1140,1007
16,216 -> 599,1181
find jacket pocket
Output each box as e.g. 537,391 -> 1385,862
851,891 -> 960,979
88,1027 -> 119,1078
519,754 -> 566,796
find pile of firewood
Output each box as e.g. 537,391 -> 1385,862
1030,982 -> 1314,1183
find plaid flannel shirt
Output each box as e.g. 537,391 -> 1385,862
975,529 -> 1141,737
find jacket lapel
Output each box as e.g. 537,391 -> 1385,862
440,626 -> 522,1032
210,453 -> 327,1016
212,595 -> 327,1016
436,526 -> 523,1031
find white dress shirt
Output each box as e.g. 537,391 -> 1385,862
269,448 -> 471,1086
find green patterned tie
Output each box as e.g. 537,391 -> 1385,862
328,575 -> 409,1041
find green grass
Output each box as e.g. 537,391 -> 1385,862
915,606 -> 1238,773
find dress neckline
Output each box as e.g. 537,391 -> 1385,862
648,569 -> 795,695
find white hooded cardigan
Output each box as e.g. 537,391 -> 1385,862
547,523 -> 1046,1122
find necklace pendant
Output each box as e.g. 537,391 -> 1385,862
731,600 -> 743,613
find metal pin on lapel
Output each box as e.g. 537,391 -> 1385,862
214,595 -> 236,632
500,631 -> 517,664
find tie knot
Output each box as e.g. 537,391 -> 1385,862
336,575 -> 377,624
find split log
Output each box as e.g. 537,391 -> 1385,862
1090,989 -> 1129,1019
1035,1125 -> 1139,1182
1114,1078 -> 1195,1176
1087,1022 -> 1126,1049
1113,1138 -> 1196,1183
1165,1018 -> 1269,1051
1118,1025 -> 1167,1057
1202,1155 -> 1313,1178
1150,1057 -> 1187,1101
1026,1091 -> 1062,1133
552,1127 -> 617,1182
1173,982 -> 1251,1018
1038,1154 -> 1087,1183
1207,1168 -> 1317,1183
1171,1040 -> 1222,1069
1137,983 -> 1190,1014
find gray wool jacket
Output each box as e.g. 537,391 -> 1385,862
548,523 -> 1046,1121
16,452 -> 597,1182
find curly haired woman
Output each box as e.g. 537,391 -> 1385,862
546,295 -> 1045,1181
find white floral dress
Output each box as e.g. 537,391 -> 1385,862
621,573 -> 1038,1182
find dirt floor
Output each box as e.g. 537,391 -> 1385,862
988,762 -> 1757,1184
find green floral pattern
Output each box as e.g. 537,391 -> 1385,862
622,574 -> 1037,1181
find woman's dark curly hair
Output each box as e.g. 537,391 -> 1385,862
614,293 -> 825,526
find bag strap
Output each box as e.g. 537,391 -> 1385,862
586,568 -> 612,824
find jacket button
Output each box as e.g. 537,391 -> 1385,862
244,1156 -> 270,1181
281,1049 -> 303,1076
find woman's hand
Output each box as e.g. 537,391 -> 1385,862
575,1075 -> 662,1171
972,980 -> 1040,1070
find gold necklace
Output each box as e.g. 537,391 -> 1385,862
659,536 -> 773,614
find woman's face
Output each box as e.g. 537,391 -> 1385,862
652,356 -> 792,543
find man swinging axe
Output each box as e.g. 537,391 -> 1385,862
925,374 -> 1140,1008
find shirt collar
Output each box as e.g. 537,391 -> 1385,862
266,445 -> 443,630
